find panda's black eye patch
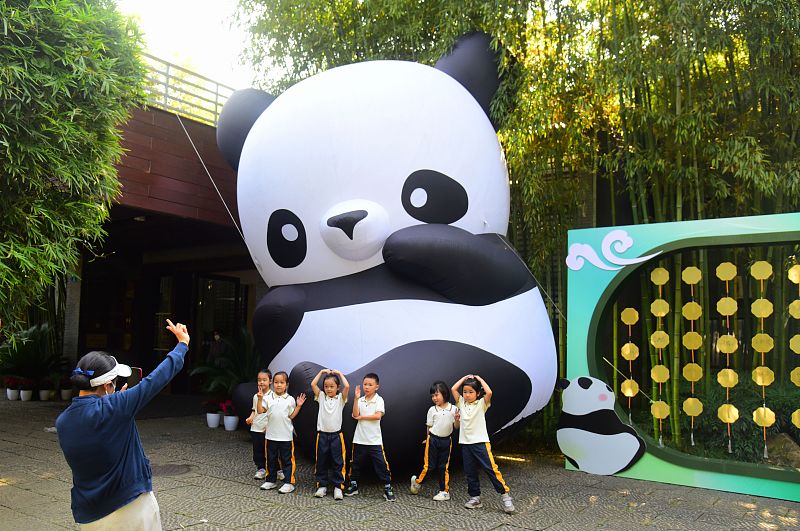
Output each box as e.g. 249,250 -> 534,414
402,169 -> 468,224
605,384 -> 613,393
267,209 -> 306,268
578,377 -> 592,390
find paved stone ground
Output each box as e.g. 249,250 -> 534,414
1,396 -> 798,530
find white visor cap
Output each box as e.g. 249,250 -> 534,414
89,356 -> 132,387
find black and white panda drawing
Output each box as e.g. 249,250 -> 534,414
218,33 -> 557,464
556,376 -> 645,475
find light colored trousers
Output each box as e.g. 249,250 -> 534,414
80,491 -> 162,531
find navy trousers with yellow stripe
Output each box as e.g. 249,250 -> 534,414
349,443 -> 391,484
462,442 -> 509,496
415,434 -> 452,492
266,439 -> 295,484
315,431 -> 346,489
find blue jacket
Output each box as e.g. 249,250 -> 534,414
56,342 -> 188,523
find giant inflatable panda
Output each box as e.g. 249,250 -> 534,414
218,33 -> 557,465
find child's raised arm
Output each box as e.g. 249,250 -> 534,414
352,385 -> 361,418
451,374 -> 469,404
289,393 -> 306,419
335,370 -> 350,401
256,387 -> 267,413
474,374 -> 493,406
310,369 -> 327,398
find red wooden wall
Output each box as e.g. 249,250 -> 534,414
117,107 -> 239,227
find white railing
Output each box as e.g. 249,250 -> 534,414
143,54 -> 235,126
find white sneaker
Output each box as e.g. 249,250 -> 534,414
313,487 -> 327,498
253,469 -> 266,480
278,483 -> 296,494
333,487 -> 343,500
501,493 -> 515,513
464,496 -> 482,509
409,475 -> 420,495
433,491 -> 450,501
277,470 -> 285,481
259,481 -> 277,490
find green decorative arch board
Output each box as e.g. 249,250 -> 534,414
566,212 -> 800,501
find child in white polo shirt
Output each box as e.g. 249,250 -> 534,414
344,373 -> 396,501
310,368 -> 350,500
245,369 -> 272,480
410,381 -> 459,500
258,371 -> 306,493
451,374 -> 515,514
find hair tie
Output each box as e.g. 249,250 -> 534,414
72,368 -> 94,377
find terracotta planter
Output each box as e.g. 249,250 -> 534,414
60,388 -> 73,401
206,412 -> 221,428
223,415 -> 238,431
39,389 -> 51,401
20,390 -> 33,401
6,388 -> 20,401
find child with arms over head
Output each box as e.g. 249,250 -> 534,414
410,381 -> 459,500
451,374 -> 514,513
345,373 -> 396,501
258,371 -> 306,493
310,368 -> 350,500
246,369 -> 272,480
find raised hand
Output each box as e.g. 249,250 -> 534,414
165,319 -> 190,345
296,393 -> 307,407
354,385 -> 361,399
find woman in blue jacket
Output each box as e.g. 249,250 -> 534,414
57,319 -> 190,530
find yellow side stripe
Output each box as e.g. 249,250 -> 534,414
416,435 -> 430,483
444,438 -> 452,492
485,442 -> 509,493
339,433 -> 346,489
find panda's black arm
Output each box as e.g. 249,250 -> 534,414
252,285 -> 306,366
382,224 -> 533,306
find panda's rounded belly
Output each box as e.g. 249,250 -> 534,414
270,287 -> 557,421
557,428 -> 641,475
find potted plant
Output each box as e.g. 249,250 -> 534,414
38,378 -> 53,401
59,375 -> 73,400
19,378 -> 35,401
204,400 -> 222,428
221,399 -> 238,431
4,376 -> 20,401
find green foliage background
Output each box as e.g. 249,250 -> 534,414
0,0 -> 146,341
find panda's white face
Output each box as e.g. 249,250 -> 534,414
561,376 -> 616,416
236,60 -> 510,286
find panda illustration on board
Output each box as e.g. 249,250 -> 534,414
218,33 -> 558,463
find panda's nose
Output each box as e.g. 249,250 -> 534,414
326,210 -> 368,240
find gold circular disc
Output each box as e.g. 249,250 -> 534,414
716,262 -> 737,281
682,302 -> 702,321
753,407 -> 776,427
793,409 -> 800,429
791,367 -> 800,387
650,299 -> 670,317
621,307 -> 640,325
788,300 -> 800,320
751,298 -> 774,318
750,261 -> 773,280
650,330 -> 670,349
621,379 -> 639,397
716,297 -> 738,316
621,342 -> 640,361
752,366 -> 775,387
717,368 -> 739,388
651,400 -> 670,419
683,363 -> 703,382
651,365 -> 670,383
789,265 -> 800,284
718,403 -> 739,424
751,333 -> 774,353
791,334 -> 800,354
683,397 -> 703,417
682,331 -> 702,350
651,267 -> 669,286
682,267 -> 702,285
716,334 -> 738,354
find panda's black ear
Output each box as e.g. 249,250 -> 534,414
434,32 -> 500,118
556,378 -> 571,391
216,88 -> 276,170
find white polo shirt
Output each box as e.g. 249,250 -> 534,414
250,391 -> 272,433
426,403 -> 458,438
352,393 -> 385,445
316,392 -> 346,432
457,396 -> 490,444
264,392 -> 296,441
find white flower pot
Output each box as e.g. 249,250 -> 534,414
61,388 -> 73,401
223,415 -> 238,431
39,389 -> 51,401
6,388 -> 20,401
206,412 -> 221,428
20,390 -> 33,401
